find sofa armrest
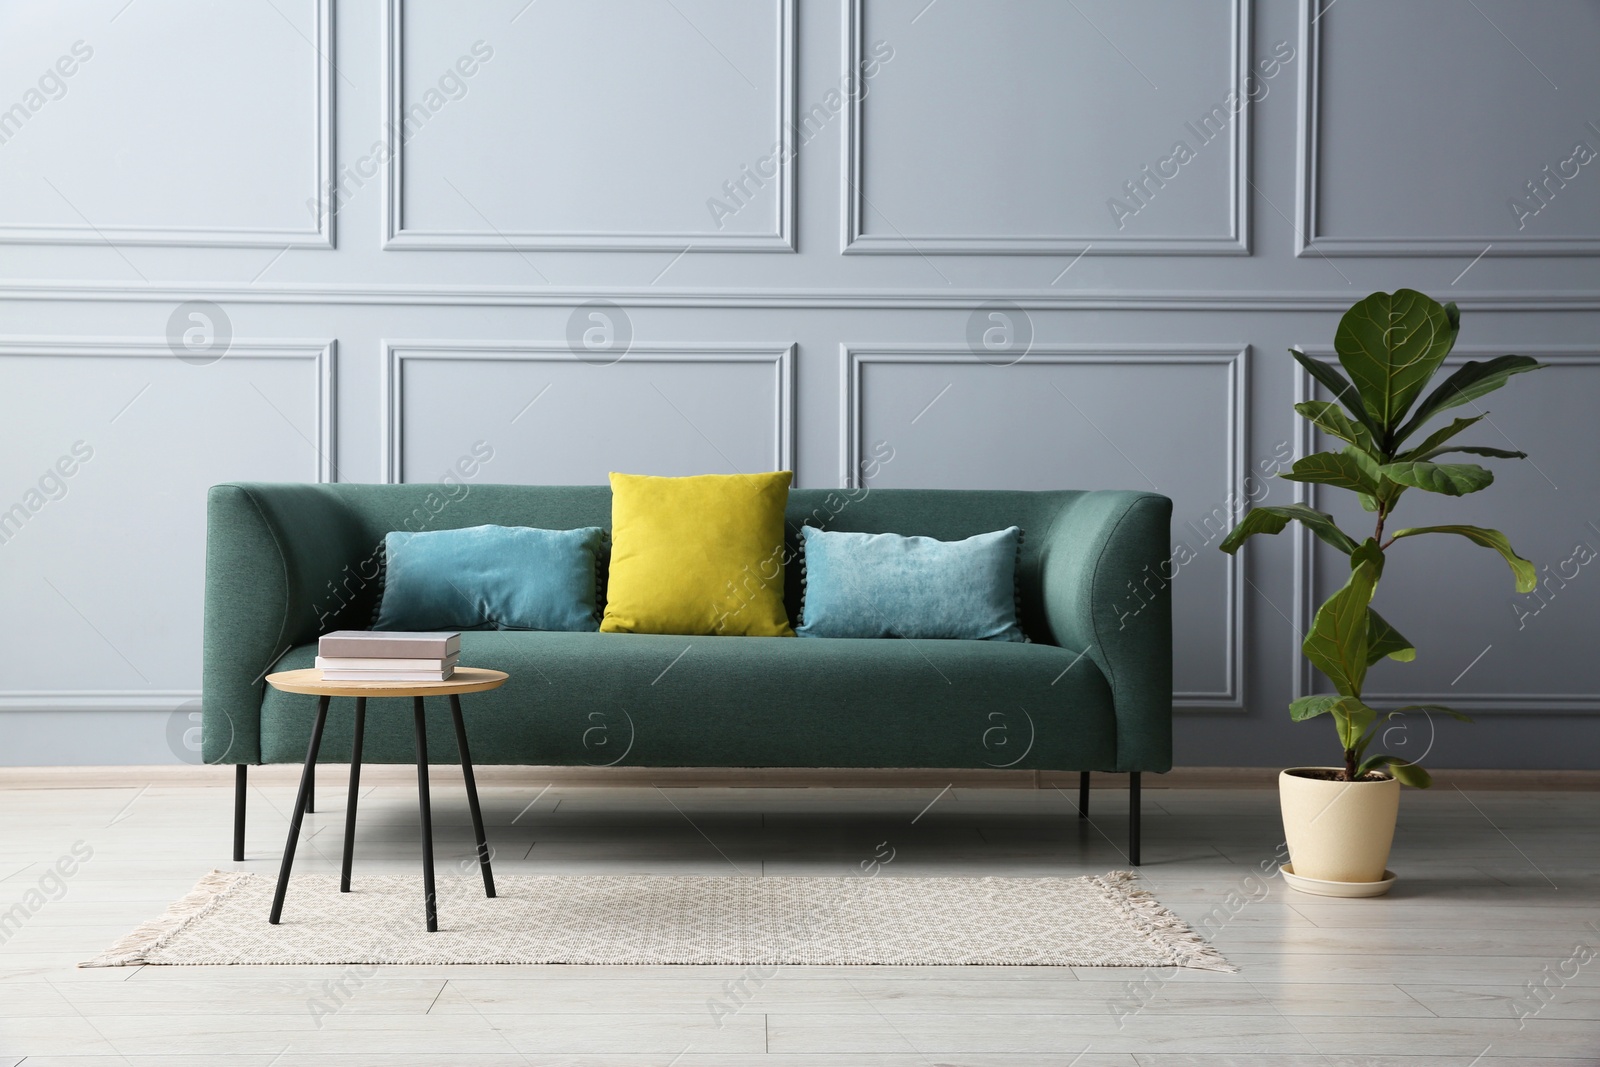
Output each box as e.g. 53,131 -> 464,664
1039,490 -> 1173,772
202,484 -> 372,764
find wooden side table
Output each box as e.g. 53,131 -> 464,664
262,667 -> 509,932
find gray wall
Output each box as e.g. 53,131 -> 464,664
1,0 -> 1597,768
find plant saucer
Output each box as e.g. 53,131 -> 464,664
1280,863 -> 1397,898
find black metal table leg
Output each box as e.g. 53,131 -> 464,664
340,697 -> 366,893
233,764 -> 248,862
1129,771 -> 1141,867
1078,771 -> 1090,819
413,695 -> 438,932
269,695 -> 330,924
306,761 -> 314,813
450,694 -> 496,898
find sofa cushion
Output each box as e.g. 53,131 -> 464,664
796,526 -> 1026,642
374,524 -> 606,632
601,471 -> 795,637
259,631 -> 1116,770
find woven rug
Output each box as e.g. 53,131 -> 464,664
84,870 -> 1233,970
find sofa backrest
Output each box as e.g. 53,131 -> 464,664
294,482 -> 1082,638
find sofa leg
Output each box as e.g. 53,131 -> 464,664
233,764 -> 247,862
1077,771 -> 1090,819
1129,772 -> 1141,867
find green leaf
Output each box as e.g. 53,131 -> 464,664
1333,289 -> 1458,438
1279,450 -> 1380,496
1217,507 -> 1288,554
1295,400 -> 1379,454
1421,446 -> 1528,461
1289,695 -> 1340,722
1290,348 -> 1381,439
1357,492 -> 1379,512
1331,696 -> 1377,752
1297,507 -> 1363,556
1218,503 -> 1360,555
1392,413 -> 1527,463
1357,753 -> 1433,788
1302,557 -> 1379,696
1351,537 -> 1386,578
1356,753 -> 1388,778
1376,480 -> 1407,511
1390,761 -> 1433,788
1379,461 -> 1495,496
1395,413 -> 1488,461
1392,355 -> 1545,446
1366,609 -> 1415,665
1346,446 -> 1383,484
1388,525 -> 1537,593
1347,448 -> 1405,510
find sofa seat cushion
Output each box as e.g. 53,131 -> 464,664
258,631 -> 1117,770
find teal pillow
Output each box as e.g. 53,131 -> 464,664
796,526 -> 1026,641
374,524 -> 605,632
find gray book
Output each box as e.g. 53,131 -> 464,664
318,630 -> 461,658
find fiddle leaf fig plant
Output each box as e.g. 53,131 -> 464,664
1221,289 -> 1544,786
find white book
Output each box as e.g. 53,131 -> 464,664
315,654 -> 459,671
319,667 -> 455,682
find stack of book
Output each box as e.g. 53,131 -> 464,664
316,631 -> 461,681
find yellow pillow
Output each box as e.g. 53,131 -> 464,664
601,471 -> 796,637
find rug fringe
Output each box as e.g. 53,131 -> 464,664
80,869 -> 250,967
1095,870 -> 1239,973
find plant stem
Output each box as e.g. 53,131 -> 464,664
1344,748 -> 1358,782
1359,498 -> 1390,783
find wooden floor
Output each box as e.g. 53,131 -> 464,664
1,771 -> 1597,1065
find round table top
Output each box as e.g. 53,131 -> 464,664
264,667 -> 509,698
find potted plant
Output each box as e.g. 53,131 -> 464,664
1221,289 -> 1543,896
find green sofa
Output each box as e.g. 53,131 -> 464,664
204,483 -> 1173,863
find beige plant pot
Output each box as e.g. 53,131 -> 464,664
1279,768 -> 1400,884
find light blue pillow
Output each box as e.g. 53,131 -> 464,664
374,524 -> 605,632
796,526 -> 1026,641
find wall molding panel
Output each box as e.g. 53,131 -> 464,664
382,341 -> 795,483
0,337 -> 336,482
0,0 -> 334,250
840,343 -> 1250,710
381,0 -> 795,252
1294,0 -> 1600,258
0,337 -> 334,711
841,0 -> 1251,256
1291,345 -> 1600,713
